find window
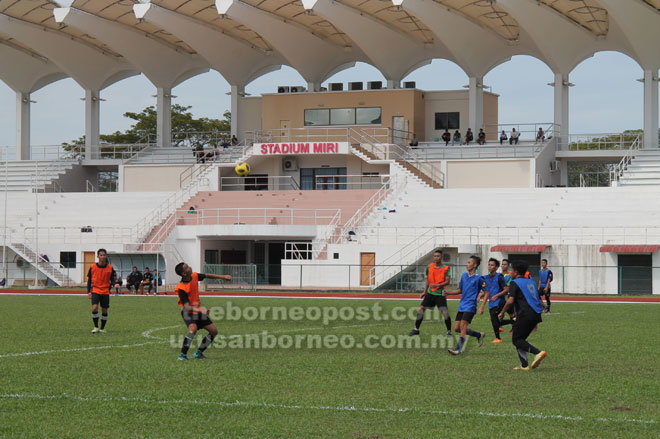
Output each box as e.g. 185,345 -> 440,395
304,109 -> 329,126
60,251 -> 76,269
304,107 -> 381,126
356,107 -> 382,125
98,170 -> 118,192
300,168 -> 347,190
434,112 -> 460,130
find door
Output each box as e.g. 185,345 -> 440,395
392,116 -> 405,146
83,251 -> 95,283
220,250 -> 247,265
280,120 -> 290,139
360,252 -> 375,286
618,254 -> 652,294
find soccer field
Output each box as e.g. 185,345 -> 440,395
1,295 -> 658,438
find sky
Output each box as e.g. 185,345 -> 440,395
0,51 -> 652,147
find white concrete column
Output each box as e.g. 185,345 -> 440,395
553,72 -> 570,149
156,87 -> 172,149
84,89 -> 101,160
386,79 -> 399,89
230,84 -> 244,139
643,69 -> 659,149
468,77 -> 484,134
16,92 -> 30,160
306,82 -> 320,92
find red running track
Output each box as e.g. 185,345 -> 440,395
2,289 -> 660,303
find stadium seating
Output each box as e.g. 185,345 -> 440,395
0,160 -> 77,192
619,149 -> 660,186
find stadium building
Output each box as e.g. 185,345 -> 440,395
1,0 -> 660,295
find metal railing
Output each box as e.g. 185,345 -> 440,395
219,175 -> 300,191
484,122 -> 558,144
610,134 -> 643,185
567,132 -> 642,151
313,174 -> 389,191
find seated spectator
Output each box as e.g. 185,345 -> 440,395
536,127 -> 545,143
188,206 -> 196,214
231,135 -> 239,146
452,130 -> 461,146
126,266 -> 143,295
220,136 -> 230,149
499,130 -> 508,145
464,128 -> 474,145
140,267 -> 154,295
152,269 -> 163,295
113,277 -> 122,296
194,142 -> 205,163
509,128 -> 520,145
409,134 -> 419,147
441,129 -> 451,146
213,144 -> 221,160
477,128 -> 486,145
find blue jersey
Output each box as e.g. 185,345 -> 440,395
511,278 -> 544,315
539,269 -> 553,287
457,272 -> 484,313
481,273 -> 507,310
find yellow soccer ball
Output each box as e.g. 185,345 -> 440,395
235,162 -> 251,177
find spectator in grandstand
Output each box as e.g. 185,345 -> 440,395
188,206 -> 196,214
220,136 -> 230,149
409,134 -> 419,147
477,128 -> 486,145
536,127 -> 545,143
452,130 -> 461,146
153,269 -> 163,295
231,135 -> 239,146
194,142 -> 205,163
126,266 -> 143,295
441,129 -> 451,146
464,128 -> 474,145
140,267 -> 154,295
509,128 -> 520,145
113,276 -> 122,296
500,130 -> 508,145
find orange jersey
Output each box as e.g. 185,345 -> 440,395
89,263 -> 114,295
427,263 -> 450,291
177,272 -> 201,310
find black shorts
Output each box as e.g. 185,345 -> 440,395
90,293 -> 110,308
455,311 -> 475,323
421,293 -> 447,309
181,311 -> 213,329
540,285 -> 551,297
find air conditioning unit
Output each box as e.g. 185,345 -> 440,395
329,83 -> 343,91
277,86 -> 290,93
348,82 -> 363,91
549,160 -> 560,172
282,157 -> 298,171
319,86 -> 327,92
290,86 -> 306,93
367,81 -> 382,90
403,81 -> 416,89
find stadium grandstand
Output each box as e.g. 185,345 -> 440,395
1,0 -> 660,296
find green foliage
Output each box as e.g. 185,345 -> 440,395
62,105 -> 231,158
568,129 -> 643,151
1,296 -> 659,438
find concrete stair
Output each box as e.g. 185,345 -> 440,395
0,160 -> 77,192
619,149 -> 660,186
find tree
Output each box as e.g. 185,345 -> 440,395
62,105 -> 231,158
567,129 -> 643,151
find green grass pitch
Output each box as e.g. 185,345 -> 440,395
0,295 -> 658,438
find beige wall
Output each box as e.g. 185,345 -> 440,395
123,165 -> 189,192
424,90 -> 469,141
239,96 -> 262,137
484,92 -> 499,141
446,160 -> 531,188
261,89 -> 422,136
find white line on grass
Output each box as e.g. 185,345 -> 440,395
0,393 -> 655,426
0,323 -> 385,359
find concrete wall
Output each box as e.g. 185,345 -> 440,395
423,91 -> 499,142
446,160 -> 532,188
239,96 -> 262,137
122,165 -> 190,192
484,93 -> 499,141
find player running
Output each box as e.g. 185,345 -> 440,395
87,248 -> 117,333
175,262 -> 232,360
538,259 -> 553,313
445,255 -> 486,355
498,261 -> 547,370
409,249 -> 452,337
478,258 -> 509,344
